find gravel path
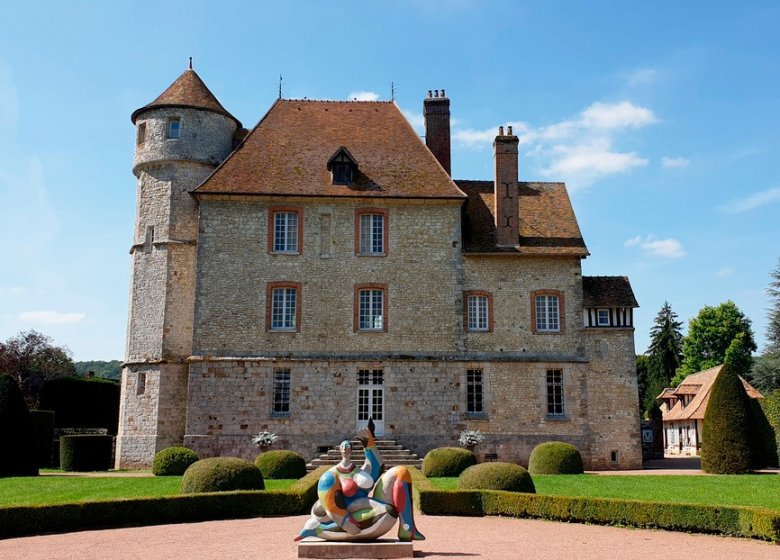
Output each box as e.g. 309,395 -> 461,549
1,514 -> 777,560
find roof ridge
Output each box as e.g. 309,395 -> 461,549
281,98 -> 394,104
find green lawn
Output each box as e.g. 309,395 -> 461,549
428,474 -> 780,511
0,476 -> 297,507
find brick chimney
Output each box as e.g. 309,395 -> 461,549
494,125 -> 520,247
423,89 -> 451,175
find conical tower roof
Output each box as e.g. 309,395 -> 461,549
131,66 -> 241,127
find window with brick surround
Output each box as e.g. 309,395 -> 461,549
266,282 -> 301,332
166,117 -> 181,139
531,290 -> 565,334
355,208 -> 388,255
464,291 -> 493,332
354,284 -> 387,332
546,369 -> 564,416
268,207 -> 302,254
272,368 -> 291,415
466,368 -> 484,414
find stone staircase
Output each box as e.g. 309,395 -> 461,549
307,439 -> 423,472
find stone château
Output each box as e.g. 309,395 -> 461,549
116,65 -> 642,470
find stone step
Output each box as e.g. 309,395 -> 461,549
307,459 -> 423,471
323,450 -> 415,458
306,437 -> 423,472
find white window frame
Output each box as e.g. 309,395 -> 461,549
467,295 -> 489,331
273,211 -> 299,253
536,295 -> 560,332
597,308 -> 610,326
359,213 -> 385,255
359,289 -> 384,331
271,287 -> 297,331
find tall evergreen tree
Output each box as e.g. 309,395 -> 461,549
640,302 -> 683,414
768,258 -> 780,352
751,258 -> 780,393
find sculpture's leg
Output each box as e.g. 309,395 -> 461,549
294,517 -> 340,541
373,466 -> 425,541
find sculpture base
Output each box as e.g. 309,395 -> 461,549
297,538 -> 414,559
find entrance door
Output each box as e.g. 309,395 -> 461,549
357,369 -> 385,436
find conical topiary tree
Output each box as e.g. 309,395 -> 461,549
0,373 -> 39,476
701,334 -> 754,474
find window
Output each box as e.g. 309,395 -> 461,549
355,209 -> 388,255
597,309 -> 610,326
531,290 -> 565,334
610,450 -> 619,463
464,291 -> 493,332
136,372 -> 146,395
546,368 -> 564,416
272,368 -> 291,414
466,369 -> 484,414
268,207 -> 302,254
166,117 -> 181,139
137,122 -> 146,145
354,284 -> 387,332
265,282 -> 301,332
328,147 -> 358,185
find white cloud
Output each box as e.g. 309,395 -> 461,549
19,310 -> 86,325
348,91 -> 379,101
625,68 -> 660,88
717,186 -> 780,215
580,101 -> 658,129
625,235 -> 685,259
716,267 -> 734,277
541,139 -> 648,185
662,156 -> 690,169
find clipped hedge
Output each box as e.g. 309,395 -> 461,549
39,377 -> 120,434
255,450 -> 307,479
0,467 -> 326,540
459,462 -> 535,493
410,469 -> 780,542
760,390 -> 780,467
528,441 -> 584,475
0,374 -> 38,477
181,457 -> 264,493
422,447 -> 477,477
152,447 -> 199,476
30,410 -> 55,468
60,435 -> 113,472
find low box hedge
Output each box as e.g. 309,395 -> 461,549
411,469 -> 780,542
0,467 -> 325,540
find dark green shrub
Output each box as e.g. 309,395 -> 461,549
458,462 -> 535,493
30,410 -> 55,468
702,337 -> 755,474
254,450 -> 306,479
60,435 -> 113,472
0,374 -> 38,477
181,457 -> 264,493
422,447 -> 476,477
528,441 -> 584,474
152,447 -> 199,476
39,377 -> 120,434
760,390 -> 780,467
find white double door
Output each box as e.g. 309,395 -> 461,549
357,385 -> 385,436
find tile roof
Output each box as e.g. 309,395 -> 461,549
194,100 -> 466,200
582,276 -> 639,308
661,365 -> 763,421
131,68 -> 240,127
457,180 -> 589,256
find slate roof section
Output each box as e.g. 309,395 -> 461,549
457,180 -> 589,256
582,276 -> 639,308
194,100 -> 466,200
131,68 -> 241,127
661,365 -> 763,421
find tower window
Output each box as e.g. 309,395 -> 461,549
137,122 -> 146,145
166,118 -> 181,139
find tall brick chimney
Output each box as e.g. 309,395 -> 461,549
494,125 -> 520,247
423,89 -> 451,175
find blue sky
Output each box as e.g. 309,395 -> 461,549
1,1 -> 778,361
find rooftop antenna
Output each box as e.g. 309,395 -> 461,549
278,75 -> 283,100
188,57 -> 192,70
391,81 -> 395,102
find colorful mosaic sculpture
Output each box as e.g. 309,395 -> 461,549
294,427 -> 425,542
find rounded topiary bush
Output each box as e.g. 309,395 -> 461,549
528,441 -> 584,474
458,462 -> 535,493
0,374 -> 38,477
254,450 -> 306,479
180,457 -> 264,493
152,446 -> 199,476
60,434 -> 113,472
422,447 -> 477,477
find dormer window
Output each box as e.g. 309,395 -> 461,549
327,147 -> 358,185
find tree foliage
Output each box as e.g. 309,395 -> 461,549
750,259 -> 780,394
675,301 -> 756,385
640,302 -> 684,414
0,374 -> 38,477
74,360 -> 122,380
0,331 -> 76,408
767,258 -> 780,352
701,336 -> 755,474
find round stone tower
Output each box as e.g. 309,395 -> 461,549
116,64 -> 241,468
